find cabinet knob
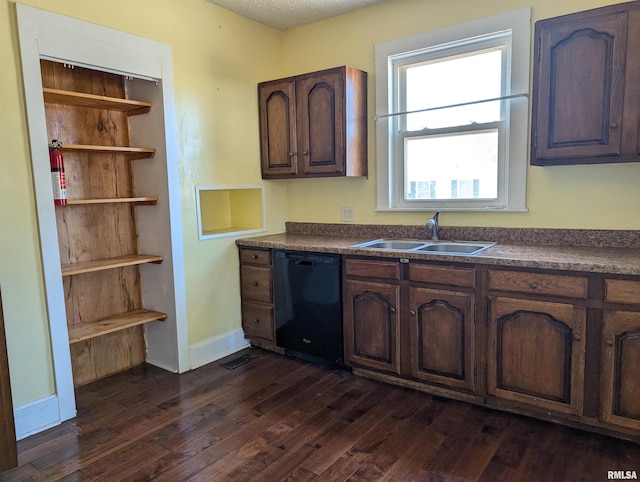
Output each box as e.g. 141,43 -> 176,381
289,152 -> 295,157
605,339 -> 614,347
254,319 -> 260,324
410,310 -> 416,316
610,121 -> 619,129
252,254 -> 258,259
529,282 -> 538,289
252,281 -> 258,287
390,307 -> 396,313
573,334 -> 581,342
303,151 -> 309,156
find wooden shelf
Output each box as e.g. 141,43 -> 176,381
68,309 -> 167,344
62,254 -> 163,277
66,197 -> 159,205
60,144 -> 155,160
43,87 -> 152,115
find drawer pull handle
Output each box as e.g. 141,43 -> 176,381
573,334 -> 581,342
410,310 -> 416,316
529,282 -> 538,289
252,281 -> 258,287
605,340 -> 614,347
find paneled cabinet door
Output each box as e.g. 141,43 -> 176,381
258,80 -> 298,177
487,297 -> 586,415
296,71 -> 344,176
408,287 -> 475,392
532,8 -> 628,165
601,310 -> 640,431
344,279 -> 401,374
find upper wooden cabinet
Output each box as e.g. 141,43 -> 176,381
258,66 -> 368,179
531,2 -> 640,166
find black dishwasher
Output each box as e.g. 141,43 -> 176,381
273,250 -> 343,366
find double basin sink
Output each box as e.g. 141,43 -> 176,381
350,238 -> 495,256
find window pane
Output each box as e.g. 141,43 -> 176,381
405,130 -> 498,200
405,49 -> 502,130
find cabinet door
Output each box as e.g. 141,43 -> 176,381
259,80 -> 298,178
487,297 -> 586,415
344,280 -> 400,374
296,70 -> 345,176
408,287 -> 475,392
532,10 -> 628,164
601,310 -> 640,431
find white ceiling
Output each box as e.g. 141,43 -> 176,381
206,0 -> 388,31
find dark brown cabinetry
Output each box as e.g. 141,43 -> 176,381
343,260 -> 401,374
239,248 -> 277,349
344,279 -> 401,374
407,263 -> 476,392
487,297 -> 586,416
486,269 -> 587,416
258,66 -> 367,179
600,278 -> 640,431
531,2 -> 640,166
343,257 -> 477,395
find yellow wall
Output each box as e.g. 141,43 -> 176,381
282,0 -> 640,229
2,0 -> 639,410
0,0 -> 286,406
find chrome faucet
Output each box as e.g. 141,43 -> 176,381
426,212 -> 440,240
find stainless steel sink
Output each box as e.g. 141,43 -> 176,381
354,239 -> 427,250
416,242 -> 494,255
349,238 -> 495,255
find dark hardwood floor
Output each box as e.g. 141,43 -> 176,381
1,348 -> 638,481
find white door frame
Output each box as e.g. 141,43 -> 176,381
16,4 -> 189,425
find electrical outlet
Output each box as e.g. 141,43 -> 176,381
341,207 -> 355,222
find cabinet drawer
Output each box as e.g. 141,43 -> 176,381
240,248 -> 271,266
487,269 -> 588,299
241,266 -> 272,303
242,303 -> 274,341
604,279 -> 640,305
409,263 -> 475,288
345,258 -> 400,280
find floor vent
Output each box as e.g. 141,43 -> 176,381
220,353 -> 259,370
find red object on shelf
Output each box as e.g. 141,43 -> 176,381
49,139 -> 67,206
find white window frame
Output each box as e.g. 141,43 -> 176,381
375,8 -> 531,212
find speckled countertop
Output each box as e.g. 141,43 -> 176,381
236,223 -> 640,276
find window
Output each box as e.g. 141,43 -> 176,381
375,9 -> 531,211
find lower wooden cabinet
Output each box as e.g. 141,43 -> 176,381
238,249 -> 640,442
343,257 -> 477,394
408,287 -> 475,392
344,279 -> 401,374
600,310 -> 640,431
487,296 -> 586,416
239,248 -> 276,347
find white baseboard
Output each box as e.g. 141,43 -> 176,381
14,395 -> 61,440
188,328 -> 250,370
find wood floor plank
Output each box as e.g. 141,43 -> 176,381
2,348 -> 639,482
209,372 -> 362,480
